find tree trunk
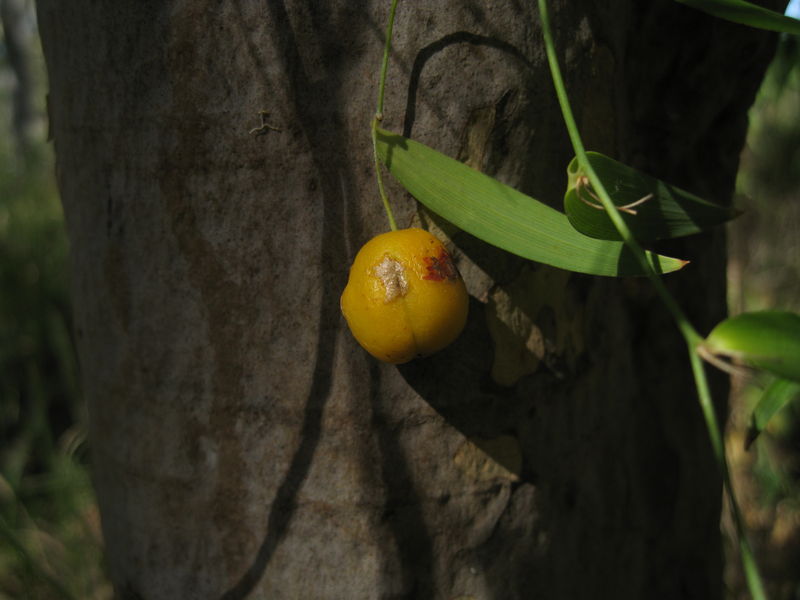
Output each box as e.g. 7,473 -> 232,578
36,1 -> 778,598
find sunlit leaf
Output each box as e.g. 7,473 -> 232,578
675,0 -> 800,34
375,130 -> 687,277
745,377 -> 800,449
705,311 -> 800,382
564,152 -> 737,242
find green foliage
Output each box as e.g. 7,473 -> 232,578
705,311 -> 800,382
0,119 -> 108,598
375,129 -> 687,277
728,38 -> 800,591
745,377 -> 800,448
0,151 -> 76,480
374,2 -> 796,596
564,152 -> 738,242
0,456 -> 108,600
741,36 -> 800,200
675,0 -> 800,33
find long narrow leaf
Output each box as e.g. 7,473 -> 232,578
675,0 -> 800,34
705,311 -> 800,382
745,378 -> 800,449
375,130 -> 686,277
565,152 -> 738,242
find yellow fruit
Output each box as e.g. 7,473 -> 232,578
340,228 -> 469,364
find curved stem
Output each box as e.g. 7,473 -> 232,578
372,0 -> 400,231
537,0 -> 767,597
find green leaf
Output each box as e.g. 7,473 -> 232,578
745,377 -> 800,449
375,130 -> 687,277
564,152 -> 738,242
705,311 -> 800,382
675,0 -> 800,34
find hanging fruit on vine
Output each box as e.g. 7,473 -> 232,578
341,228 -> 468,363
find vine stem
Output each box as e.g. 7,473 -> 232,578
536,0 -> 767,598
372,0 -> 399,231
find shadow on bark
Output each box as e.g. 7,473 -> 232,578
397,294 -> 541,476
402,31 -> 534,139
220,1 -> 364,597
369,362 -> 438,599
219,351 -> 331,600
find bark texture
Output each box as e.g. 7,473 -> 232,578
37,1 -> 778,598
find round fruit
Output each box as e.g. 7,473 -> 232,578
340,227 -> 469,364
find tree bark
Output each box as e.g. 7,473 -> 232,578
36,1 -> 778,598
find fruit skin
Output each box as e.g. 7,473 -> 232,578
340,228 -> 469,364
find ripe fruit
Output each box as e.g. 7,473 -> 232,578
340,228 -> 469,364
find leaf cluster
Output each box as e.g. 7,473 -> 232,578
371,2 -> 800,598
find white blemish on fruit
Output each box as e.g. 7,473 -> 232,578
373,255 -> 408,303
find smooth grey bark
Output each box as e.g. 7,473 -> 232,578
36,1 -> 778,599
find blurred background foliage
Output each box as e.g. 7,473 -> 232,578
726,32 -> 800,600
0,1 -> 797,598
0,0 -> 109,597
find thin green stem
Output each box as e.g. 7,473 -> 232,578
371,0 -> 400,231
688,350 -> 767,600
372,122 -> 397,231
537,0 -> 767,597
537,0 -> 695,340
376,0 -> 398,120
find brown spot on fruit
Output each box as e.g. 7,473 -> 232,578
423,249 -> 459,281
